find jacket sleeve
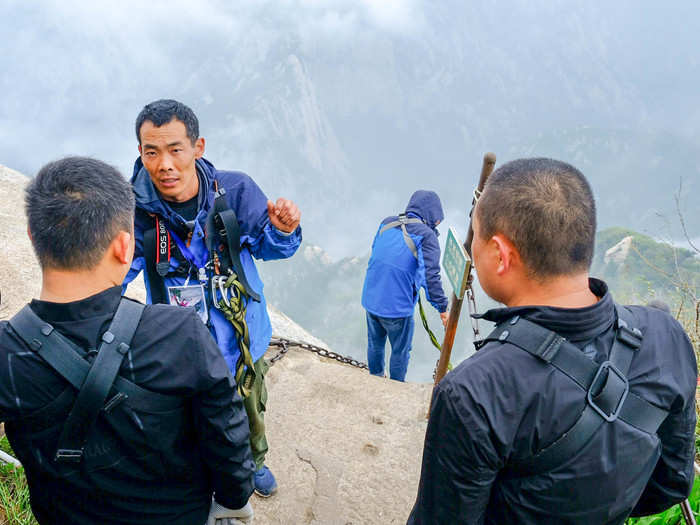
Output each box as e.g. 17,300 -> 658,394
248,223 -> 302,261
417,232 -> 448,313
630,327 -> 697,516
408,381 -> 501,525
226,172 -> 302,261
190,313 -> 256,509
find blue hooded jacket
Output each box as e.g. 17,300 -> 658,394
123,157 -> 301,370
361,190 -> 449,318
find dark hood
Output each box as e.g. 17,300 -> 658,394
405,190 -> 444,231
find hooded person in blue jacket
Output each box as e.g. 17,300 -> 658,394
123,99 -> 301,503
361,190 -> 449,381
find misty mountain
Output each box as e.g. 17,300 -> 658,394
2,1 -> 699,259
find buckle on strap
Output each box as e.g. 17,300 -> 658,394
587,361 -> 629,422
617,324 -> 642,350
55,448 -> 83,463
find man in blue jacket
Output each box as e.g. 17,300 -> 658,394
361,191 -> 449,381
123,99 -> 301,498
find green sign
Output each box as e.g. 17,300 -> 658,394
442,227 -> 471,299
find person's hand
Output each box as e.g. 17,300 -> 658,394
267,198 -> 301,233
440,311 -> 449,328
207,500 -> 254,525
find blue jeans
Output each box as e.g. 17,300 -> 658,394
366,312 -> 414,382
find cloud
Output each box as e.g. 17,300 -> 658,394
359,0 -> 424,33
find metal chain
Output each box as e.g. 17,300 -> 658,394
268,338 -> 368,370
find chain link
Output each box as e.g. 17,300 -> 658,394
268,338 -> 368,370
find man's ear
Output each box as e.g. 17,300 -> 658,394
112,231 -> 133,266
492,233 -> 519,276
194,137 -> 205,159
138,143 -> 142,156
27,226 -> 32,242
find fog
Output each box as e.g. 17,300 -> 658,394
2,0 -> 699,259
3,0 -> 699,379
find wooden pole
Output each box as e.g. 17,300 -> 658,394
681,499 -> 696,525
429,153 -> 496,415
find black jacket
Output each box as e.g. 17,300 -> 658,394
408,279 -> 697,525
0,287 -> 255,525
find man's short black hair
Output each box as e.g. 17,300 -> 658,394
25,157 -> 135,270
135,99 -> 199,145
476,157 -> 596,279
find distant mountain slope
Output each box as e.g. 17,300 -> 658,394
592,227 -> 700,306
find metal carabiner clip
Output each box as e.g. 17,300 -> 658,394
218,276 -> 231,308
210,276 -> 223,310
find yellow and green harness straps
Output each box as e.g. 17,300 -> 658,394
418,292 -> 453,371
218,273 -> 256,398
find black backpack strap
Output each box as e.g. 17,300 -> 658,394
8,303 -> 181,417
52,298 -> 143,462
481,307 -> 668,475
205,188 -> 261,302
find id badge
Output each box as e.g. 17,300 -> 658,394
167,284 -> 209,325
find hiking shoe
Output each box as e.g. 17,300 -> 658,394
254,465 -> 278,497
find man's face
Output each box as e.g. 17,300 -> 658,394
138,118 -> 204,202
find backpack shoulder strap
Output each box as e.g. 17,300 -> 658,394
52,298 -> 143,462
8,302 -> 182,434
480,306 -> 668,475
378,214 -> 424,259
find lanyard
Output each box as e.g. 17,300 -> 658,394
168,227 -> 208,270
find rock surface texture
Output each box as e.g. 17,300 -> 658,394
0,165 -> 430,524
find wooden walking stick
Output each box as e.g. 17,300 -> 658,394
681,499 -> 696,525
429,152 -> 496,415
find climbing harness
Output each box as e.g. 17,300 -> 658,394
144,179 -> 262,398
9,298 -> 181,463
478,306 -> 668,475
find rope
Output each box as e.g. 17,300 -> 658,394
217,273 -> 256,398
418,292 -> 453,372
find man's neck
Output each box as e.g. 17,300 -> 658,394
40,268 -> 121,303
505,273 -> 598,309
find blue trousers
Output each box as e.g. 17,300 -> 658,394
366,311 -> 415,382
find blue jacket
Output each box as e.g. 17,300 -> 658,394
123,157 -> 301,370
361,190 -> 448,318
